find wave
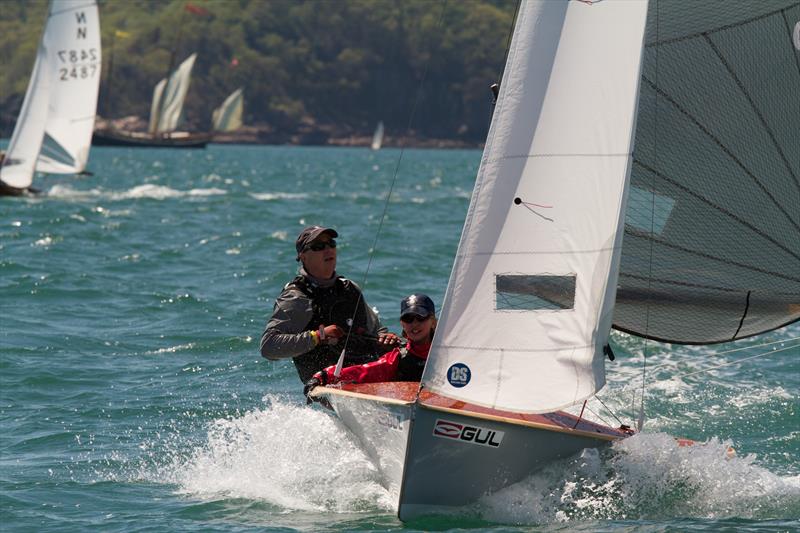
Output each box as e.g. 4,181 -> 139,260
47,184 -> 227,200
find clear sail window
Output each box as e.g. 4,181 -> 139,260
625,186 -> 675,235
496,275 -> 576,310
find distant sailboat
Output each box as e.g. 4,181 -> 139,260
93,53 -> 210,148
212,88 -> 244,132
370,121 -> 384,150
1,0 -> 101,196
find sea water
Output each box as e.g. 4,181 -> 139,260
1,145 -> 798,531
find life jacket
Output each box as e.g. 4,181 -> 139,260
396,345 -> 427,381
287,274 -> 380,382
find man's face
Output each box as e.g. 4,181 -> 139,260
299,233 -> 337,279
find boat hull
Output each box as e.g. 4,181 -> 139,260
312,383 -> 630,520
92,129 -> 210,148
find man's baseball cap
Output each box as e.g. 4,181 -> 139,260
295,225 -> 338,260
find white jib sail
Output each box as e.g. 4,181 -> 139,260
36,0 -> 101,174
150,53 -> 197,133
1,47 -> 50,190
371,121 -> 384,150
420,0 -> 649,414
212,88 -> 244,132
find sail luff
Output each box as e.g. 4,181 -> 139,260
420,0 -> 650,414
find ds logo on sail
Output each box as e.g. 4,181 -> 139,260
433,419 -> 504,448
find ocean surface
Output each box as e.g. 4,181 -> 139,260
1,144 -> 798,532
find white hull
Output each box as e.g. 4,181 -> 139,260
313,383 -> 629,519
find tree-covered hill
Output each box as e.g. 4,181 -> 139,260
1,0 -> 517,144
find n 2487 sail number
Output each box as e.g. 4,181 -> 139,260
57,48 -> 99,81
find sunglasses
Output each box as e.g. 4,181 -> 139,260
305,239 -> 337,252
401,314 -> 429,323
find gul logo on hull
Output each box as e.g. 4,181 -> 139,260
432,419 -> 504,448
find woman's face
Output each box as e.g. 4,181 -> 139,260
401,314 -> 434,344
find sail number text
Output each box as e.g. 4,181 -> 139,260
57,48 -> 99,81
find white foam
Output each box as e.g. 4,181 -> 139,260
46,184 -> 227,201
478,432 -> 800,524
249,192 -> 309,201
163,396 -> 394,513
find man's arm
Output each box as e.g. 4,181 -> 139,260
260,289 -> 315,360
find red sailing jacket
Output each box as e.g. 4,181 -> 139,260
319,340 -> 431,383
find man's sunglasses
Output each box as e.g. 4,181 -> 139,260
305,240 -> 337,252
401,314 -> 429,323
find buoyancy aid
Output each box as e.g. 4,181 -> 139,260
396,345 -> 428,381
287,274 -> 380,382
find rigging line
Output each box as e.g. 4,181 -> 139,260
672,343 -> 799,379
591,395 -> 625,428
638,335 -> 800,374
340,0 -> 451,361
636,0 -> 660,431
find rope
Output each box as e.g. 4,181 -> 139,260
673,342 -> 799,379
339,0 -> 450,364
640,335 -> 800,374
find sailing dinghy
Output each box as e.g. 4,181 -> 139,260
92,53 -> 211,148
311,0 -> 799,520
1,0 -> 101,196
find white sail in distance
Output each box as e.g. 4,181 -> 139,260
420,0 -> 649,414
1,0 -> 101,189
212,88 -> 244,132
149,53 -> 197,133
371,121 -> 384,150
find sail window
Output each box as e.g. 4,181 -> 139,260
496,275 -> 576,310
625,186 -> 675,235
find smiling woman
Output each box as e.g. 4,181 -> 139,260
305,293 -> 437,391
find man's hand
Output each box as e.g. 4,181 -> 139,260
377,332 -> 402,347
319,324 -> 344,345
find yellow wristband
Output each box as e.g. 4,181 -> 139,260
310,330 -> 319,346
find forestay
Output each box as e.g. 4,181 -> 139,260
149,53 -> 197,133
421,0 -> 649,413
615,1 -> 800,344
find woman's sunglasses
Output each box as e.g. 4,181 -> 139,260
305,240 -> 337,252
401,314 -> 429,323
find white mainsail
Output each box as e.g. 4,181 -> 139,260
36,0 -> 101,174
148,53 -> 197,133
212,88 -> 244,132
1,0 -> 101,189
371,121 -> 384,150
420,0 -> 649,414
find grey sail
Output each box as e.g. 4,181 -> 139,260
615,1 -> 800,344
